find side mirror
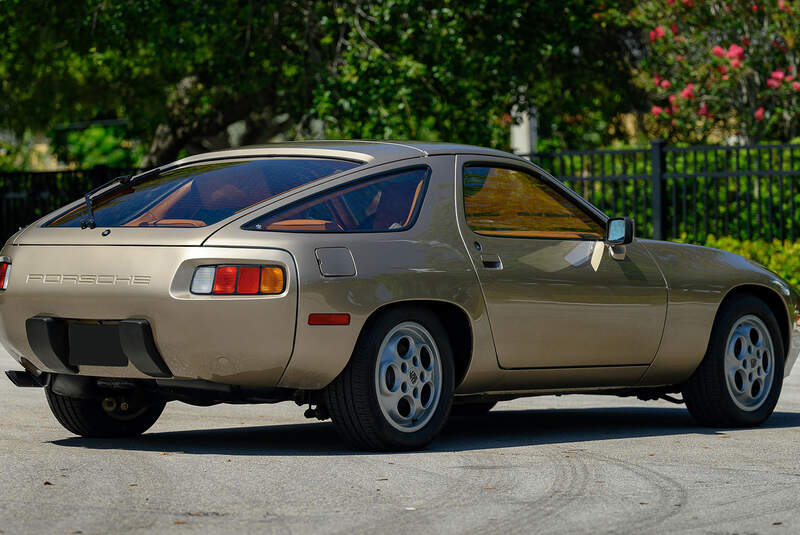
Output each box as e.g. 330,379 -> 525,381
605,217 -> 634,245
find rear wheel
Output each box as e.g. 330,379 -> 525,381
683,295 -> 784,428
325,306 -> 455,451
45,388 -> 165,438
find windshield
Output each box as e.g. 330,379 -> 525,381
47,158 -> 360,228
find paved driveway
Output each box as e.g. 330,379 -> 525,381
1,349 -> 799,534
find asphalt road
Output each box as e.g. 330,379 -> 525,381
2,349 -> 800,535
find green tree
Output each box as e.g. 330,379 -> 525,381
605,0 -> 800,143
1,1 -> 644,168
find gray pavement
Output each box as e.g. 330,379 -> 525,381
1,348 -> 799,535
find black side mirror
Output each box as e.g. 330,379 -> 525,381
605,217 -> 634,245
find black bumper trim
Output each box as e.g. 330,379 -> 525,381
24,317 -> 172,378
119,319 -> 172,378
25,317 -> 76,373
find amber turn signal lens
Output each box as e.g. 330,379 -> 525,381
260,267 -> 285,294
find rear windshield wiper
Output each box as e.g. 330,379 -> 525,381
80,167 -> 162,229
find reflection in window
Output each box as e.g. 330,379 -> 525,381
47,159 -> 360,228
245,168 -> 428,233
463,166 -> 603,239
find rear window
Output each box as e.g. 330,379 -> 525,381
47,158 -> 360,228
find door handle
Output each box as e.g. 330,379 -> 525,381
480,254 -> 503,270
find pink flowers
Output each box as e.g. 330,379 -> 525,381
793,81 -> 800,91
712,46 -> 726,58
660,79 -> 671,88
778,0 -> 791,13
767,79 -> 781,88
651,106 -> 664,116
681,0 -> 694,6
650,26 -> 667,42
670,24 -> 679,35
754,107 -> 765,121
717,65 -> 728,75
680,83 -> 695,99
730,59 -> 742,69
752,3 -> 759,11
726,44 -> 745,61
698,103 -> 709,117
771,70 -> 785,81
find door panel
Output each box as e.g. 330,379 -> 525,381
456,156 -> 668,369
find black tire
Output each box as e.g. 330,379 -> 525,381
682,294 -> 784,428
45,388 -> 165,438
450,401 -> 497,418
324,306 -> 455,451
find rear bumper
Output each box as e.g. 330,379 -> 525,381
0,245 -> 298,387
26,317 -> 171,377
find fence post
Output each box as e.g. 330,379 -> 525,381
650,139 -> 667,240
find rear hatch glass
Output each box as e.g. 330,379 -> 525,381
47,158 -> 360,229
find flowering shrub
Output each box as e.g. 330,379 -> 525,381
606,1 -> 800,143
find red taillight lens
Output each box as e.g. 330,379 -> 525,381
212,266 -> 238,294
236,266 -> 260,294
0,262 -> 9,290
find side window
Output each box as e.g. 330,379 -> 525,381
245,167 -> 429,232
463,165 -> 604,240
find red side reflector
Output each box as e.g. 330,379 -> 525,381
236,266 -> 260,294
213,266 -> 238,294
308,313 -> 351,326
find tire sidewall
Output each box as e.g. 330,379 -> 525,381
709,296 -> 785,426
360,307 -> 455,449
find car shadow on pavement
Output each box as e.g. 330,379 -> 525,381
49,406 -> 800,456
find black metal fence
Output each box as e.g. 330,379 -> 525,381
0,167 -> 136,241
530,141 -> 800,242
2,142 -> 800,243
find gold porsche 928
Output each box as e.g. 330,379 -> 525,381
2,141 -> 799,451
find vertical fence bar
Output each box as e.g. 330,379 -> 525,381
651,140 -> 667,240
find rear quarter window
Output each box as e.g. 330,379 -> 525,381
47,158 -> 360,228
244,167 -> 429,233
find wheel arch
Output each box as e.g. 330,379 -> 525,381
715,284 -> 791,360
357,299 -> 474,388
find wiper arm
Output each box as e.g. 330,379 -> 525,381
79,167 -> 162,229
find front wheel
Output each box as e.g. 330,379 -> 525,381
324,306 -> 455,451
683,295 -> 784,428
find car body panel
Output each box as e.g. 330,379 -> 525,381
454,155 -> 668,369
0,244 -> 297,386
637,239 -> 800,385
1,140 -> 798,398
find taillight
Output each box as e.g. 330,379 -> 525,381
0,262 -> 10,290
191,265 -> 285,295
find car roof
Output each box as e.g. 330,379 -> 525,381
171,140 -> 526,167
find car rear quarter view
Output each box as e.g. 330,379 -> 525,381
2,141 -> 799,451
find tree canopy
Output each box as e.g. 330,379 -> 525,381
6,1 -> 797,169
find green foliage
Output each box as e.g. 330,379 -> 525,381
602,0 -> 800,143
318,1 -> 642,152
683,234 -> 800,289
0,1 -> 644,168
53,125 -> 146,169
